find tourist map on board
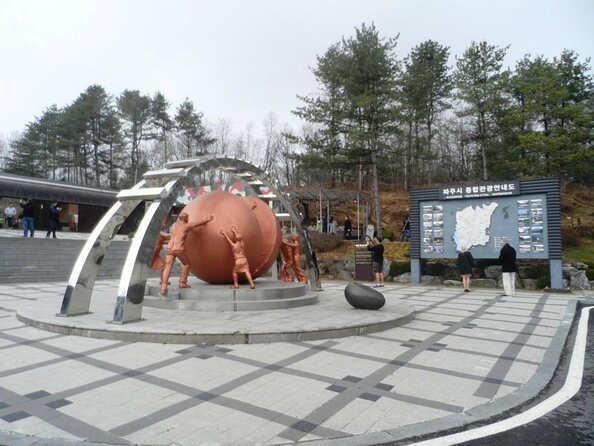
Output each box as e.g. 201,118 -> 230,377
420,194 -> 548,259
453,202 -> 499,251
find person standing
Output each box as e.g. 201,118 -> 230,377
367,237 -> 385,288
329,216 -> 337,234
457,246 -> 474,292
4,202 -> 17,229
402,215 -> 411,241
20,199 -> 35,238
499,238 -> 517,296
343,215 -> 352,239
46,201 -> 62,239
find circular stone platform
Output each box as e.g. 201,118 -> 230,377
16,280 -> 415,345
144,279 -> 319,311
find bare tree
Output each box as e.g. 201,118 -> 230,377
212,118 -> 233,156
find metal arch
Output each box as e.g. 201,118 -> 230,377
59,180 -> 148,316
61,155 -> 318,323
112,178 -> 191,322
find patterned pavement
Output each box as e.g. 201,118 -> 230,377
0,277 -> 586,446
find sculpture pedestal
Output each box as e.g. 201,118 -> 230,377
144,278 -> 318,311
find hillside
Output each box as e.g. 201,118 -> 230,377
309,184 -> 594,264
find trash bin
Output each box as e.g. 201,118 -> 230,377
354,244 -> 373,281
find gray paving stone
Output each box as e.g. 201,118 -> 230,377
0,274 -> 589,445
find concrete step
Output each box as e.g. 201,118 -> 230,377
144,293 -> 319,312
0,238 -> 146,284
144,279 -> 318,312
145,281 -> 308,301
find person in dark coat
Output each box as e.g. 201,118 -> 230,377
367,237 -> 385,287
46,201 -> 62,239
499,238 -> 517,296
20,198 -> 35,238
457,246 -> 474,292
343,215 -> 352,239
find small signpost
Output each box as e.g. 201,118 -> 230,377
355,244 -> 373,282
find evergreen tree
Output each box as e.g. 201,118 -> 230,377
103,107 -> 125,188
72,85 -> 116,186
6,105 -> 63,178
174,98 -> 214,157
117,90 -> 152,185
400,40 -> 452,187
503,52 -> 594,182
294,23 -> 400,236
293,43 -> 352,184
151,91 -> 174,162
454,41 -> 510,180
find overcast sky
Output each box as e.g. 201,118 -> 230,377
1,0 -> 592,139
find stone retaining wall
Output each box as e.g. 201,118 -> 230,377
318,258 -> 593,291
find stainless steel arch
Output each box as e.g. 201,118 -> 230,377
59,155 -> 319,324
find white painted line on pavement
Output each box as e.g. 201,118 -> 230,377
410,305 -> 592,446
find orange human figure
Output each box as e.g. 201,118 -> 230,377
150,230 -> 171,287
280,237 -> 295,282
161,212 -> 214,295
220,226 -> 256,289
286,235 -> 308,284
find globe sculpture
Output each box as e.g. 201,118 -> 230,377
182,191 -> 282,284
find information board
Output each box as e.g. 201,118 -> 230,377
420,194 -> 548,259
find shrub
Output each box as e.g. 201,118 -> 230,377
577,225 -> 594,239
535,276 -> 550,289
310,233 -> 345,253
382,229 -> 395,241
389,261 -> 410,276
585,266 -> 594,281
475,258 -> 498,269
384,241 -> 410,261
422,261 -> 447,276
562,227 -> 582,247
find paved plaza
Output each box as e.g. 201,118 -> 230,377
0,270 -> 589,445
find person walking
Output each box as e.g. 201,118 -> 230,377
46,201 -> 62,238
4,202 -> 17,229
499,238 -> 517,296
367,237 -> 385,288
20,199 -> 35,238
457,246 -> 474,292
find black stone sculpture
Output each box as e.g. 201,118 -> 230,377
344,282 -> 385,310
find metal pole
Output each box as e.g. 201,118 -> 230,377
319,190 -> 322,231
357,194 -> 360,241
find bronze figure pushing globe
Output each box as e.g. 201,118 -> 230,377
166,191 -> 282,286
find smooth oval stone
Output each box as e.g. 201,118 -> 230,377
344,282 -> 385,310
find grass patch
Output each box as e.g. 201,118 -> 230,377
563,239 -> 594,264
